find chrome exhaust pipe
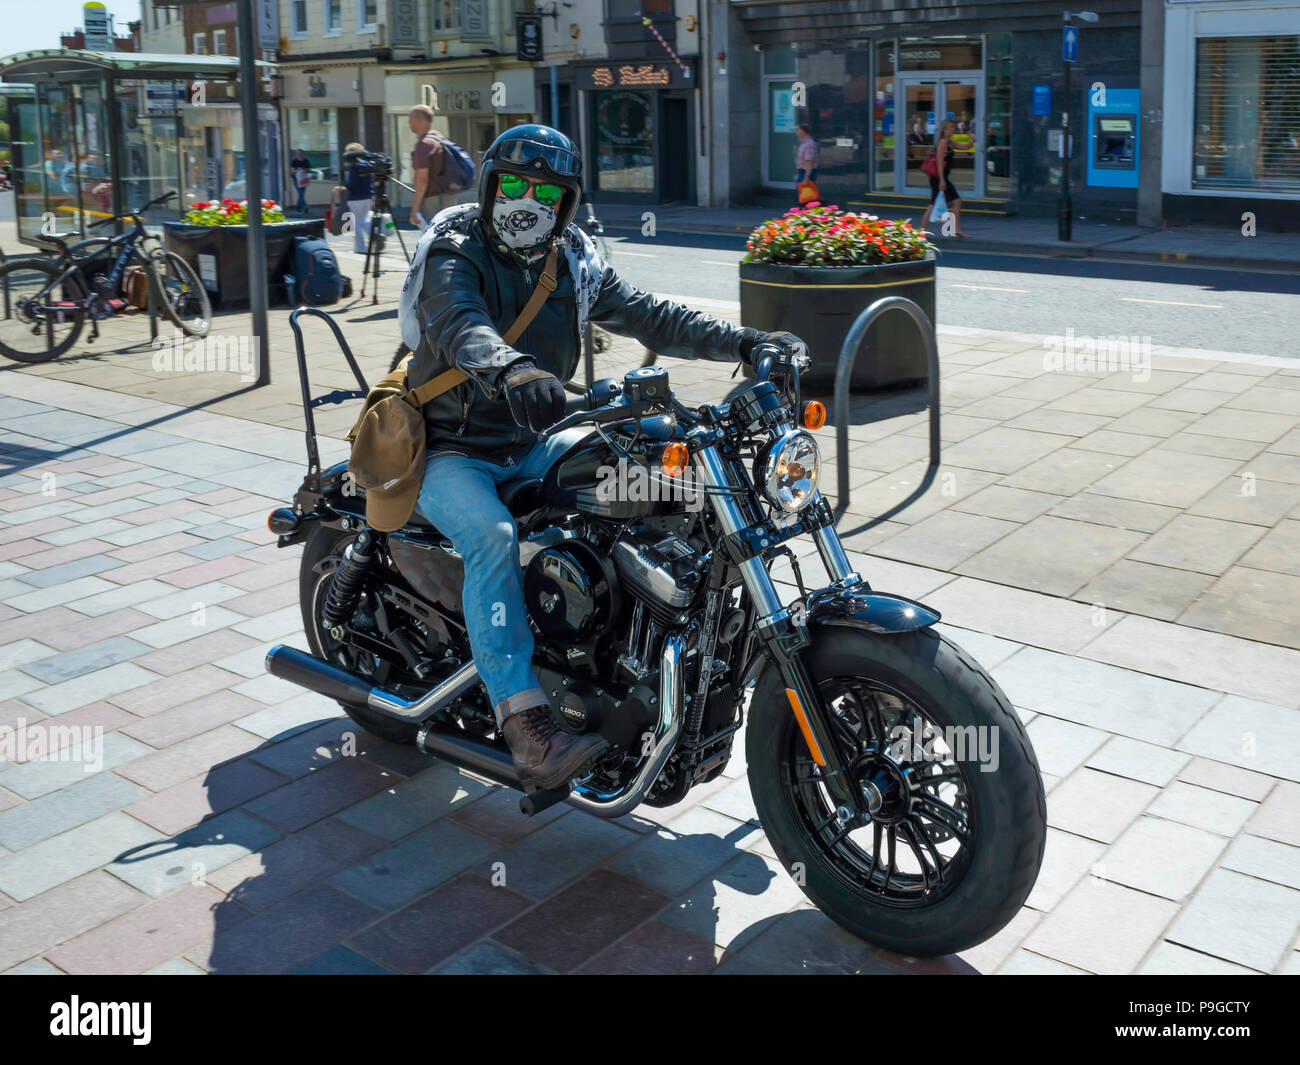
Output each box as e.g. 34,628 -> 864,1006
567,633 -> 684,820
265,645 -> 479,722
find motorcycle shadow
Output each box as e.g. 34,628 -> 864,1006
109,716 -> 979,974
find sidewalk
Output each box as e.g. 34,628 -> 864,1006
1,294 -> 1298,973
591,201 -> 1300,271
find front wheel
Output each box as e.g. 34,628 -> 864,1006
747,626 -> 1046,957
148,250 -> 211,337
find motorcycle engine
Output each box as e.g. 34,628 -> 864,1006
611,532 -> 703,621
523,541 -> 616,640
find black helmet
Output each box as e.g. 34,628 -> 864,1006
479,124 -> 583,242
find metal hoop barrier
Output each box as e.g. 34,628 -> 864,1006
833,295 -> 941,521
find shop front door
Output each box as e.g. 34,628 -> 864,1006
896,74 -> 984,199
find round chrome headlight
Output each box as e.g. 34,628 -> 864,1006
762,430 -> 820,512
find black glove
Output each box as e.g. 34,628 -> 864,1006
738,328 -> 769,366
751,331 -> 811,373
503,363 -> 567,433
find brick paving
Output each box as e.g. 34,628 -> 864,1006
0,274 -> 1298,974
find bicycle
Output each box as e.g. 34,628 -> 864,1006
0,190 -> 211,363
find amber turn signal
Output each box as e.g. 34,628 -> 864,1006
801,400 -> 826,430
661,442 -> 689,477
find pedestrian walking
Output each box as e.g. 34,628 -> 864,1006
408,105 -> 456,229
290,148 -> 311,214
920,119 -> 968,237
794,123 -> 820,203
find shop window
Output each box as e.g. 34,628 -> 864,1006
291,0 -> 308,38
763,44 -> 797,78
432,0 -> 461,32
985,34 -> 1012,198
872,39 -> 896,192
323,0 -> 341,36
593,89 -> 655,193
1194,34 -> 1300,193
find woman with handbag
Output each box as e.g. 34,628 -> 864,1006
920,120 -> 969,237
794,124 -> 820,204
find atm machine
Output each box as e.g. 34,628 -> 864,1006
1086,87 -> 1139,189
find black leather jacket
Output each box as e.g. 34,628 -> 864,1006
408,217 -> 758,464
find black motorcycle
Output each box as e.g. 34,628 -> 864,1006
266,309 -> 1046,956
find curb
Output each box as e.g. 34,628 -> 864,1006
598,219 -> 1300,273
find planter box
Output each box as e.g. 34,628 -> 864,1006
739,254 -> 937,394
162,218 -> 325,310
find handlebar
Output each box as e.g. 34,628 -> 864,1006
90,190 -> 177,228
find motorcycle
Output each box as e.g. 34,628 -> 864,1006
265,309 -> 1046,956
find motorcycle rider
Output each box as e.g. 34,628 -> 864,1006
392,124 -> 806,792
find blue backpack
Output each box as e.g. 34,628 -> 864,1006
291,235 -> 343,305
433,133 -> 475,192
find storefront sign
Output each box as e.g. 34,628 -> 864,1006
576,59 -> 695,92
461,0 -> 490,40
420,85 -> 482,112
145,81 -> 186,114
257,0 -> 279,49
516,15 -> 543,61
898,40 -> 981,71
390,0 -> 419,46
207,3 -> 237,23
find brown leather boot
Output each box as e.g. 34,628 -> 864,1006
502,705 -> 610,791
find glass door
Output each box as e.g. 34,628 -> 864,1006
899,78 -> 937,192
896,75 -> 984,198
942,78 -> 983,199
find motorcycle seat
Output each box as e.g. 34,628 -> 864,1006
405,477 -> 545,530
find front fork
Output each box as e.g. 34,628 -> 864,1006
695,444 -> 863,810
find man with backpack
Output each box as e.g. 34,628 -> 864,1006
408,104 -> 473,229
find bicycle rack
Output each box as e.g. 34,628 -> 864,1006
832,295 -> 941,523
288,306 -> 371,492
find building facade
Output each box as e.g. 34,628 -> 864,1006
712,0 -> 1144,220
1158,0 -> 1300,227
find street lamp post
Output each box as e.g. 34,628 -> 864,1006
1059,10 -> 1099,243
236,0 -> 270,386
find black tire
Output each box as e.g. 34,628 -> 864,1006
747,625 -> 1046,957
148,250 -> 211,337
298,526 -> 418,744
0,258 -> 87,363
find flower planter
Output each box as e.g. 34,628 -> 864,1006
739,254 -> 937,394
162,218 -> 325,310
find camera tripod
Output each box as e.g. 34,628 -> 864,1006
359,174 -> 413,303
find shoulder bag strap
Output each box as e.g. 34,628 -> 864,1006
405,240 -> 561,408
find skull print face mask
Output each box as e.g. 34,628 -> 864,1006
491,195 -> 558,252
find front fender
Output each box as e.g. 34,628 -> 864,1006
805,581 -> 940,634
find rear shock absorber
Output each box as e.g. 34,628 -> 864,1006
322,529 -> 382,638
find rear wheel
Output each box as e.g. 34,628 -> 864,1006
148,250 -> 211,337
0,258 -> 87,362
747,625 -> 1046,957
299,526 -> 418,744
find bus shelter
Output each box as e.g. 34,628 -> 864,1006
0,50 -> 277,246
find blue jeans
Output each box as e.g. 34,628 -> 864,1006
414,427 -> 590,725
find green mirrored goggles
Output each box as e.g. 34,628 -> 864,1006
498,173 -> 564,207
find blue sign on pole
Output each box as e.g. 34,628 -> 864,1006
1063,26 -> 1078,62
1032,84 -> 1051,116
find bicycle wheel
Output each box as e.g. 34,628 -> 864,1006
148,251 -> 211,338
0,258 -> 87,363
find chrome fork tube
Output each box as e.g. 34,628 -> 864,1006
694,442 -> 783,618
811,494 -> 859,585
